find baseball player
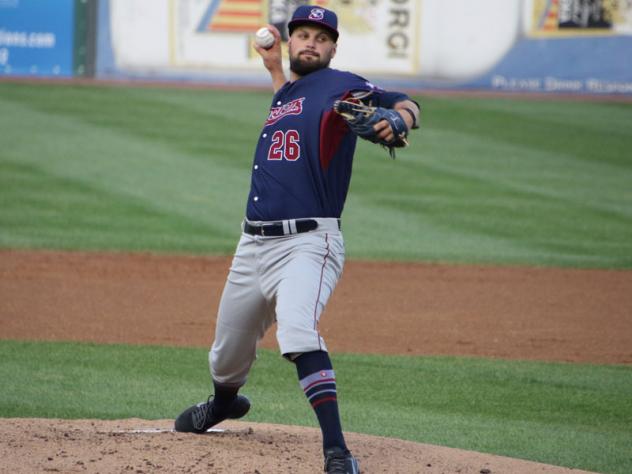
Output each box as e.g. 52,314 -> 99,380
175,6 -> 419,473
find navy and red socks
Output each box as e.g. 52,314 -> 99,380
294,350 -> 347,452
213,351 -> 348,452
211,380 -> 240,415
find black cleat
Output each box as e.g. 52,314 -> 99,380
324,446 -> 360,474
174,395 -> 250,433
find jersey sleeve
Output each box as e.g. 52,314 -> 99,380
339,72 -> 413,108
371,91 -> 413,108
333,72 -> 380,100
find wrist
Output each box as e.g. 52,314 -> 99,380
400,107 -> 419,129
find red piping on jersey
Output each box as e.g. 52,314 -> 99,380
319,92 -> 353,171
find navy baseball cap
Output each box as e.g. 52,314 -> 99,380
288,5 -> 339,41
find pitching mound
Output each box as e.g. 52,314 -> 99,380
0,418 -> 595,474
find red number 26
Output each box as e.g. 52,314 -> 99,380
268,130 -> 301,161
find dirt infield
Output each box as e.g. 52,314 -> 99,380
2,249 -> 630,473
2,250 -> 631,363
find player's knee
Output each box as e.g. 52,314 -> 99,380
276,325 -> 326,358
209,348 -> 250,385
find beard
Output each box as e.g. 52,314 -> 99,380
289,51 -> 332,76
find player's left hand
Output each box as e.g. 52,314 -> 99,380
373,118 -> 401,144
333,99 -> 409,157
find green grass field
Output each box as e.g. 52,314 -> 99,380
1,81 -> 632,473
1,82 -> 631,267
1,340 -> 631,474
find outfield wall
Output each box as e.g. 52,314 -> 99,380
96,0 -> 632,95
2,0 -> 631,95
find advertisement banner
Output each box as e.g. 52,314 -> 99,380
170,0 -> 421,75
100,0 -> 632,95
530,0 -> 632,37
0,0 -> 75,77
472,0 -> 632,95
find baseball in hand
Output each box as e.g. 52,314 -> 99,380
255,27 -> 275,49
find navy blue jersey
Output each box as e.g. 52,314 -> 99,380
246,67 -> 395,221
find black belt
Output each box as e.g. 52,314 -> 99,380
243,219 -> 321,236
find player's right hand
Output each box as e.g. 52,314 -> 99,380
253,24 -> 283,70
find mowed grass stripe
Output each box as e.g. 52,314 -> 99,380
0,160 -> 222,251
1,82 -> 631,267
344,96 -> 632,265
427,97 -> 631,167
0,94 -> 251,252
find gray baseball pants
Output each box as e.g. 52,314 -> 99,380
209,218 -> 344,386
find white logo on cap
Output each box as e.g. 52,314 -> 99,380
309,8 -> 325,20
